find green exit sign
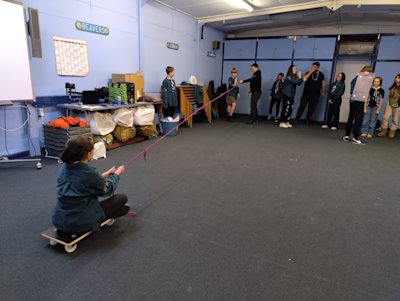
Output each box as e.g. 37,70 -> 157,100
167,42 -> 179,50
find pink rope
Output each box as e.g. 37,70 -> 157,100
123,87 -> 234,167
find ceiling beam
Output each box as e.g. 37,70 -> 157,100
197,0 -> 400,24
152,0 -> 197,19
229,22 -> 400,38
141,0 -> 150,7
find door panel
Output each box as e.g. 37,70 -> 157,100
334,59 -> 372,123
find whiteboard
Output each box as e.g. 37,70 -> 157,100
0,1 -> 34,103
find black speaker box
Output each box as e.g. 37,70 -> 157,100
212,40 -> 220,50
28,7 -> 42,58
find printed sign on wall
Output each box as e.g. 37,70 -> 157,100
75,21 -> 109,36
167,42 -> 179,50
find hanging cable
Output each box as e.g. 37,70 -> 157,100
3,106 -> 10,156
0,105 -> 30,131
25,103 -> 38,156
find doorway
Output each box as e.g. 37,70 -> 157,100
334,57 -> 372,123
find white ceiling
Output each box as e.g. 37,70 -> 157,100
153,0 -> 400,36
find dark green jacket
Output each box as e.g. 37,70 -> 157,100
162,77 -> 178,108
328,81 -> 345,102
228,76 -> 239,97
282,76 -> 303,98
52,162 -> 120,233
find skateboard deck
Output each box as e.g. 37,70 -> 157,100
41,219 -> 114,253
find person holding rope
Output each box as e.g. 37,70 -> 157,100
52,136 -> 131,234
227,67 -> 240,122
279,64 -> 308,128
240,63 -> 262,125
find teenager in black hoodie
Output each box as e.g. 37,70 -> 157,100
267,73 -> 284,122
240,63 -> 262,124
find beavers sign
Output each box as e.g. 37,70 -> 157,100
75,21 -> 109,36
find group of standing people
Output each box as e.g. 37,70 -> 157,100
159,63 -> 400,144
229,62 -> 326,128
228,62 -> 400,144
333,66 -> 400,144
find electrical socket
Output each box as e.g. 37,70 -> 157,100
38,108 -> 45,117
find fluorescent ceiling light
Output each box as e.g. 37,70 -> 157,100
224,20 -> 273,29
233,0 -> 254,12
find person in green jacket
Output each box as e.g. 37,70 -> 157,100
52,136 -> 130,234
162,66 -> 178,118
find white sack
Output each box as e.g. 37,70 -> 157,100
112,108 -> 134,127
89,112 -> 116,136
132,105 -> 155,126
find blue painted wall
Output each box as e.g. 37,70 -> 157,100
224,35 -> 400,125
2,0 -> 399,158
0,0 -> 223,157
223,37 -> 336,122
223,38 -> 295,118
27,0 -> 140,96
141,2 -> 223,93
375,35 -> 400,122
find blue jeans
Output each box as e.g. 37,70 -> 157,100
361,106 -> 378,135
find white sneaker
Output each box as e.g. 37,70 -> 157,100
286,122 -> 293,128
321,125 -> 329,129
343,136 -> 350,142
279,122 -> 288,128
352,138 -> 365,145
266,115 -> 272,120
331,127 -> 337,131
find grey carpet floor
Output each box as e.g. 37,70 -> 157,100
1,117 -> 400,301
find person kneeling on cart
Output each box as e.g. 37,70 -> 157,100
52,136 -> 131,235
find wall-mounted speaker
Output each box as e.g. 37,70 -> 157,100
212,40 -> 220,50
28,7 -> 42,58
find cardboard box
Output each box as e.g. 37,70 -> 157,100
112,74 -> 131,83
112,73 -> 144,101
129,74 -> 144,96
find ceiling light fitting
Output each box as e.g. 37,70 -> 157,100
234,0 -> 254,12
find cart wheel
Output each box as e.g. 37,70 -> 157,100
36,162 -> 42,169
49,239 -> 57,246
106,219 -> 115,226
64,244 -> 77,253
